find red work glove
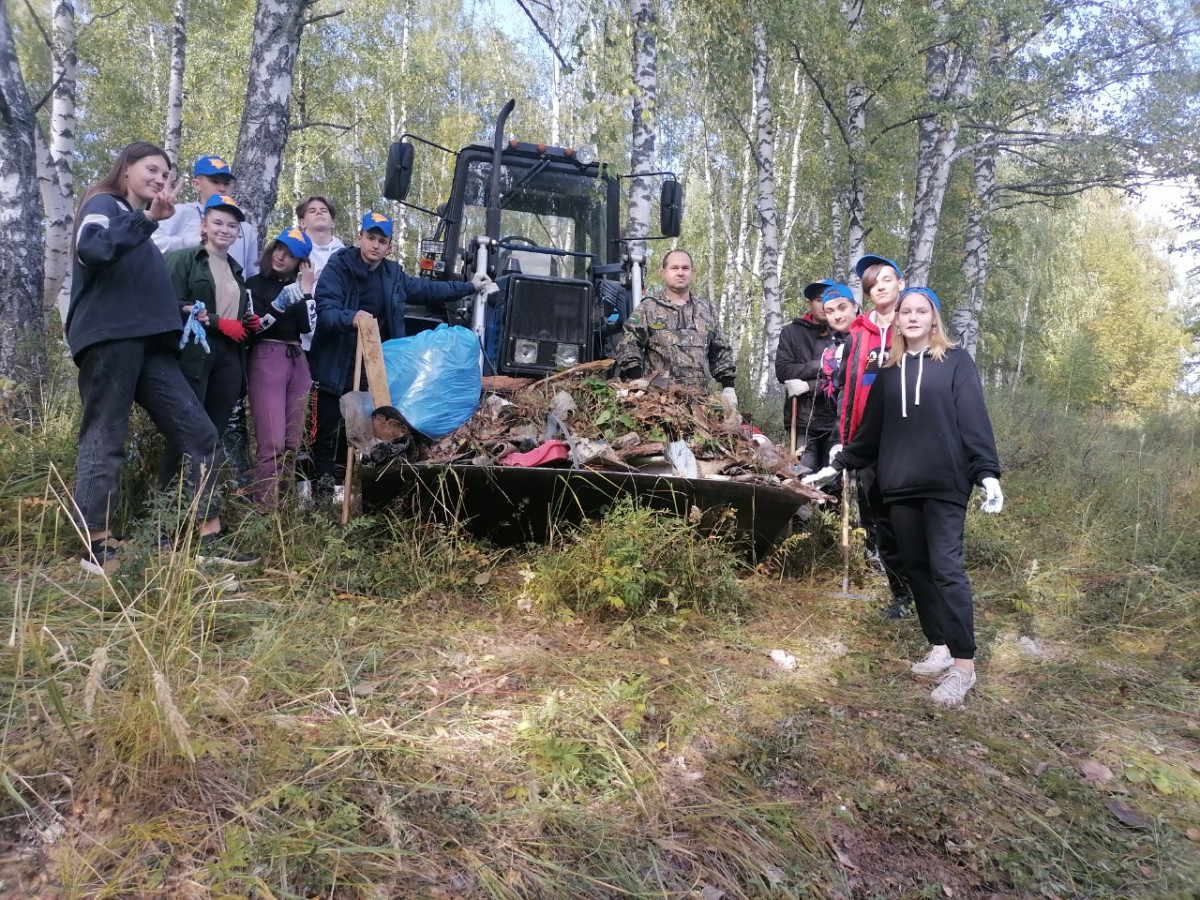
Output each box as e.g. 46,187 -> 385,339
242,311 -> 262,332
216,318 -> 248,342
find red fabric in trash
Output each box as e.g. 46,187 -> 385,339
501,440 -> 570,467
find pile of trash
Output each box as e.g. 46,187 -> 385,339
413,365 -> 828,502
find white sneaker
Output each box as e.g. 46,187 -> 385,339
911,644 -> 953,675
931,667 -> 976,706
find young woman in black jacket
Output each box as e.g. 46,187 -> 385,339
805,287 -> 1003,706
66,142 -> 255,572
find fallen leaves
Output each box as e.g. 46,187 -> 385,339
1077,759 -> 1114,784
1103,798 -> 1149,828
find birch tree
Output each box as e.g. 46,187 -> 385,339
0,2 -> 47,405
233,0 -> 324,233
751,21 -> 781,393
38,0 -> 77,318
163,0 -> 188,164
905,2 -> 982,287
625,0 -> 657,276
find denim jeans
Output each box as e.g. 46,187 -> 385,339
74,337 -> 221,532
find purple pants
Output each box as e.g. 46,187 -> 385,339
247,341 -> 312,507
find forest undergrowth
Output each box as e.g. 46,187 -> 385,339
1,384 -> 1198,899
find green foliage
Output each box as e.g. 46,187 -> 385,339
530,498 -> 747,617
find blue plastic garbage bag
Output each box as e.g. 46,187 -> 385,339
381,324 -> 482,438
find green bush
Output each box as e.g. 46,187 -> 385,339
530,499 -> 747,617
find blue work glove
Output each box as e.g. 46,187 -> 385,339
180,301 -> 210,353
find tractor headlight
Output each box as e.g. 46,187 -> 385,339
554,343 -> 580,368
514,339 -> 539,365
575,144 -> 598,166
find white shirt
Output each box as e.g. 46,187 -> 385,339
300,236 -> 346,352
152,201 -> 261,277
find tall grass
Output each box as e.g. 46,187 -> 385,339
1,378 -> 1198,896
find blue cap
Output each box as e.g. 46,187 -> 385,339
900,286 -> 940,310
361,211 -> 393,237
274,227 -> 312,259
803,278 -> 837,301
820,283 -> 856,305
854,254 -> 903,279
193,155 -> 235,178
203,193 -> 245,222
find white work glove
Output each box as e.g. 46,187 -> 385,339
785,379 -> 809,398
471,271 -> 499,296
801,466 -> 839,487
721,386 -> 738,410
980,476 -> 1003,514
828,443 -> 843,466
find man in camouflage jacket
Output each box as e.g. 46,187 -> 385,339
615,249 -> 738,398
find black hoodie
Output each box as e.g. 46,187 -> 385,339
775,313 -> 835,431
837,347 -> 1000,505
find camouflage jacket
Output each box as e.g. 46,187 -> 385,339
614,293 -> 736,392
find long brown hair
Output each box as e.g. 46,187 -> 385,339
73,141 -> 173,249
256,241 -> 300,281
884,288 -> 957,366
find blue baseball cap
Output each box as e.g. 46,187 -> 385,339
803,278 -> 837,301
193,155 -> 235,178
203,193 -> 245,222
900,286 -> 940,310
361,211 -> 393,237
854,254 -> 903,279
820,283 -> 857,305
274,227 -> 313,259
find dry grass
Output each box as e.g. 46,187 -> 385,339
1,395 -> 1199,898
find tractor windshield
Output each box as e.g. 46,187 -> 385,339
459,159 -> 608,280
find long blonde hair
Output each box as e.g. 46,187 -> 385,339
884,287 -> 957,366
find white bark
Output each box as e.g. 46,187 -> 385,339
842,0 -> 866,277
234,0 -> 318,232
41,0 -> 76,318
776,64 -> 809,290
625,0 -> 657,265
751,22 -> 782,396
0,2 -> 48,396
951,145 -> 996,358
906,2 -> 980,286
163,0 -> 188,165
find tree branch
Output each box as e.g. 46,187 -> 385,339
303,9 -> 344,27
289,120 -> 352,133
513,0 -> 570,71
790,43 -> 850,151
31,70 -> 68,114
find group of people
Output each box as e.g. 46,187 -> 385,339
782,256 -> 1003,707
66,141 -> 481,576
66,139 -> 1001,705
611,248 -> 1004,707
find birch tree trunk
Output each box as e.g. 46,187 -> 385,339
234,0 -> 318,232
42,0 -> 76,318
950,144 -> 996,357
0,3 -> 48,403
163,0 -> 188,165
905,2 -> 980,286
842,0 -> 867,278
625,0 -> 657,272
751,22 -> 781,395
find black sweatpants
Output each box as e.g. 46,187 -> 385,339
312,387 -> 348,493
887,498 -> 976,659
158,333 -> 244,491
857,466 -> 910,599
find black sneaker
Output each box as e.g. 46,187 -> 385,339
886,595 -> 915,619
81,537 -> 124,575
196,532 -> 260,566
